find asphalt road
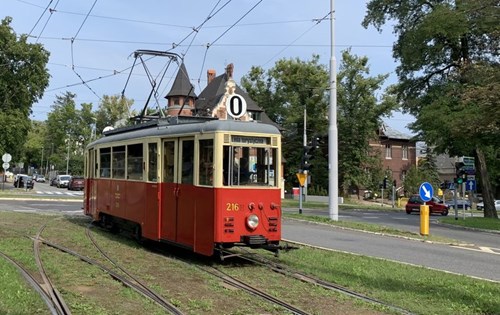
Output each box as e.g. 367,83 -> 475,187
286,207 -> 499,248
282,218 -> 500,282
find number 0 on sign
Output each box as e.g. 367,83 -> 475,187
226,94 -> 247,119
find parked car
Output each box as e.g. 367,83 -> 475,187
446,199 -> 471,210
13,174 -> 28,187
405,195 -> 449,216
68,176 -> 84,191
476,200 -> 500,211
54,175 -> 71,188
35,175 -> 46,183
14,175 -> 34,189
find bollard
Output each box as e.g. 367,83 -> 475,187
420,205 -> 429,236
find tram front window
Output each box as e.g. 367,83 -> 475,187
223,146 -> 277,186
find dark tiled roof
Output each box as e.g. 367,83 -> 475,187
379,124 -> 413,141
166,63 -> 197,98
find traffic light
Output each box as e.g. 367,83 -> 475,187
301,145 -> 312,172
382,176 -> 388,189
455,162 -> 466,184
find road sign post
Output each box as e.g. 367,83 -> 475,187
296,172 -> 308,214
419,182 -> 433,236
1,162 -> 9,192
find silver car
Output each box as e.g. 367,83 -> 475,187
55,175 -> 72,188
476,200 -> 500,211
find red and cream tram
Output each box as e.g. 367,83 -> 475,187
83,117 -> 282,256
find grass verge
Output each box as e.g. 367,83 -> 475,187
266,245 -> 500,315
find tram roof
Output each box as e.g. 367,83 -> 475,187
88,117 -> 281,147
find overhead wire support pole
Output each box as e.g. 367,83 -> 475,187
328,0 -> 339,221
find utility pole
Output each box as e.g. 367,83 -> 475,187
328,0 -> 339,221
40,147 -> 44,175
66,137 -> 70,174
303,108 -> 308,201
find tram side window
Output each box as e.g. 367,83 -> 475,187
100,148 -> 111,178
148,143 -> 158,182
199,139 -> 213,186
112,146 -> 126,179
163,141 -> 175,183
223,146 -> 277,187
127,143 -> 143,180
181,140 -> 194,184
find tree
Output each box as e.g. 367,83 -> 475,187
95,95 -> 134,136
242,53 -> 394,194
242,55 -> 330,191
337,49 -> 395,197
45,92 -> 88,174
0,17 -> 50,159
363,0 -> 499,218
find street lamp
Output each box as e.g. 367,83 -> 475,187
65,137 -> 71,174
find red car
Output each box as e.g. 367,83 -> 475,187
405,195 -> 449,216
68,176 -> 84,191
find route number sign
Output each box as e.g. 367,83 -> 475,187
226,94 -> 247,119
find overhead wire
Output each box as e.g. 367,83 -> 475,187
69,0 -> 101,100
260,10 -> 333,67
196,0 -> 263,88
33,0 -> 60,43
27,0 -> 53,37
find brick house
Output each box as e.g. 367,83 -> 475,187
369,124 -> 417,188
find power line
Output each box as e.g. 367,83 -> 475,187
29,35 -> 394,48
261,10 -> 333,67
197,0 -> 263,85
27,0 -> 53,37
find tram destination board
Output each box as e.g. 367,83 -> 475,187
231,136 -> 270,145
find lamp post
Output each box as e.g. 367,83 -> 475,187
65,137 -> 71,174
328,0 -> 339,220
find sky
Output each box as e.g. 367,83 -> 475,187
3,0 -> 415,135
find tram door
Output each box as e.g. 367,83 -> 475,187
161,138 -> 196,247
85,148 -> 97,217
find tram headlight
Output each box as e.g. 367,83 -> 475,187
246,214 -> 259,230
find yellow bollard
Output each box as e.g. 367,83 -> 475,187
420,205 -> 429,236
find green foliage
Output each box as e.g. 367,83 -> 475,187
337,49 -> 395,195
364,0 -> 499,217
0,17 -> 50,160
307,185 -> 328,196
242,55 -> 330,189
242,52 -> 394,193
95,95 -> 134,135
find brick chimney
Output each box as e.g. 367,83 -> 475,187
207,69 -> 216,85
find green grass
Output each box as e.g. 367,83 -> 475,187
272,246 -> 500,315
0,259 -> 50,314
439,217 -> 500,231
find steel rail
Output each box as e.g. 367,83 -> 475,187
34,222 -> 72,315
0,250 -> 58,315
85,225 -> 183,314
38,237 -> 184,315
220,247 -> 415,315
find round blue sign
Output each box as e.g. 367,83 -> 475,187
419,182 -> 434,202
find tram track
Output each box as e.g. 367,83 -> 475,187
148,245 -> 311,315
218,247 -> 415,315
34,221 -> 72,315
0,217 -> 184,314
84,224 -> 184,315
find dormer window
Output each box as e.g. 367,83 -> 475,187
249,111 -> 261,121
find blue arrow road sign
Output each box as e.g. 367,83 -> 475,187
419,182 -> 433,202
466,180 -> 476,191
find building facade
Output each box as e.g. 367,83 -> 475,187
369,124 -> 417,188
